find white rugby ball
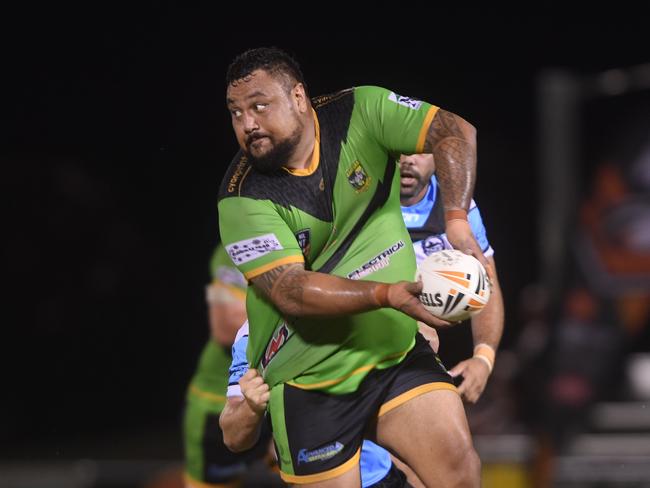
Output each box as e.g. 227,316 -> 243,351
415,250 -> 491,322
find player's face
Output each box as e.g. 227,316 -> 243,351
399,153 -> 435,202
227,69 -> 304,173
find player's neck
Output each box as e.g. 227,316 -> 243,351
284,111 -> 316,171
401,184 -> 430,207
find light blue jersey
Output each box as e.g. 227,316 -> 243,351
401,175 -> 493,263
227,322 -> 393,487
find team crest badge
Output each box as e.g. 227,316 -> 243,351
347,160 -> 371,193
295,229 -> 311,257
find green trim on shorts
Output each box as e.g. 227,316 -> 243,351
269,383 -> 293,475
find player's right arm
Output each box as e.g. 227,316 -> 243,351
219,195 -> 448,327
250,263 -> 448,327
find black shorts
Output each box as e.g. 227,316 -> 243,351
268,333 -> 456,484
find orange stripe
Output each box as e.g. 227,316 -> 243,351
416,105 -> 439,153
280,448 -> 360,484
283,109 -> 321,176
184,472 -> 241,488
378,382 -> 457,417
188,385 -> 226,404
243,255 -> 305,280
438,271 -> 467,278
435,271 -> 470,288
286,349 -> 410,390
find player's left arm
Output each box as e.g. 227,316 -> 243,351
359,86 -> 484,268
448,255 -> 504,403
422,110 -> 495,278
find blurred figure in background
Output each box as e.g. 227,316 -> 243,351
183,243 -> 276,487
523,130 -> 650,486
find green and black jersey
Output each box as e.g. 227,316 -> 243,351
218,86 -> 439,394
186,243 -> 247,411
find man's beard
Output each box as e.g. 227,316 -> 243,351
246,124 -> 303,175
399,172 -> 427,200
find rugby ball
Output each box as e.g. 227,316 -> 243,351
415,250 -> 491,322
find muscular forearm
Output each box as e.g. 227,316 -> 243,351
423,109 -> 477,212
251,263 -> 447,327
219,398 -> 264,452
252,264 -> 386,318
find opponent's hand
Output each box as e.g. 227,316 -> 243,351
239,369 -> 270,415
385,280 -> 450,328
417,322 -> 440,352
448,357 -> 491,404
445,219 -> 494,281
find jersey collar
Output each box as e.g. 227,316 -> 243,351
282,108 -> 320,177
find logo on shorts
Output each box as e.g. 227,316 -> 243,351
297,442 -> 344,464
347,240 -> 405,280
388,91 -> 423,110
225,234 -> 283,265
295,229 -> 311,258
261,323 -> 290,369
347,160 -> 371,193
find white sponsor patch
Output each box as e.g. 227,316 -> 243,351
226,234 -> 283,265
388,92 -> 423,110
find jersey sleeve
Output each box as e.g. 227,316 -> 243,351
468,199 -> 494,258
354,85 -> 439,155
218,196 -> 304,280
227,321 -> 250,398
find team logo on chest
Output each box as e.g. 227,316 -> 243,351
346,160 -> 371,193
422,235 -> 446,255
295,229 -> 311,258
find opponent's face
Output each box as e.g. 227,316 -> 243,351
399,153 -> 435,203
227,69 -> 305,173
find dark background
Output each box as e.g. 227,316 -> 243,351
3,6 -> 648,459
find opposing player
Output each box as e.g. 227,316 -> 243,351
219,47 -> 483,486
399,153 -> 504,403
183,243 -> 272,487
220,322 -> 411,488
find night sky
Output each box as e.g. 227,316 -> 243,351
3,6 -> 648,459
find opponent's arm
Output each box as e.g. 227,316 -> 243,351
423,110 -> 488,269
250,263 -> 448,327
449,256 -> 504,403
220,369 -> 269,452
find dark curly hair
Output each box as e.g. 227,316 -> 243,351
226,47 -> 308,97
